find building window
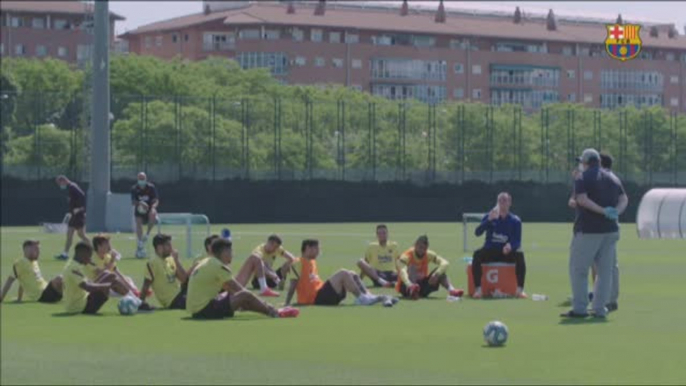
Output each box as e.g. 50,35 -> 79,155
453,88 -> 464,99
311,29 -> 323,42
144,37 -> 152,48
412,35 -> 435,48
10,17 -> 23,28
239,29 -> 260,40
583,71 -> 593,80
562,46 -> 573,56
454,63 -> 464,74
184,34 -> 189,42
294,56 -> 306,66
371,84 -> 446,103
494,41 -> 544,53
584,94 -> 593,103
57,46 -> 68,57
491,89 -> 558,108
671,98 -> 679,107
600,70 -> 664,91
292,28 -> 304,42
472,65 -> 482,75
567,70 -> 575,79
236,52 -> 289,75
172,34 -> 178,43
666,53 -> 675,61
14,44 -> 25,56
264,29 -> 280,40
371,58 -> 447,81
53,19 -> 68,29
352,59 -> 362,69
329,31 -> 341,43
472,89 -> 482,99
155,36 -> 163,47
203,33 -> 236,51
32,18 -> 45,29
640,51 -> 653,60
314,57 -> 325,67
35,45 -> 47,57
568,93 -> 576,102
77,45 -> 91,61
351,85 -> 363,92
332,58 -> 344,68
0,44 -> 3,55
345,33 -> 359,44
670,75 -> 679,84
490,65 -> 560,88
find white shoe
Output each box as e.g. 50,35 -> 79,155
135,248 -> 147,259
355,294 -> 383,306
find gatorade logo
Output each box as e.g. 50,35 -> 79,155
486,270 -> 499,284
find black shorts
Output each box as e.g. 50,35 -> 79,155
251,269 -> 283,290
38,283 -> 63,303
314,281 -> 346,306
135,211 -> 151,225
399,275 -> 440,298
68,212 -> 86,229
168,291 -> 186,310
83,291 -> 108,314
192,292 -> 234,319
372,270 -> 398,287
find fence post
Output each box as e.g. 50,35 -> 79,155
211,95 -> 216,183
672,111 -> 677,186
517,107 -> 522,181
459,104 -> 465,183
342,100 -> 346,181
176,96 -> 182,181
306,98 -> 313,180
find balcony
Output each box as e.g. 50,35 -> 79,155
203,41 -> 235,52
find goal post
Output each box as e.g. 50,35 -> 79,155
462,212 -> 486,253
156,213 -> 211,259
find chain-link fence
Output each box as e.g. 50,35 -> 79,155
2,90 -> 684,186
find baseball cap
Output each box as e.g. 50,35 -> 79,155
22,239 -> 40,248
575,148 -> 600,163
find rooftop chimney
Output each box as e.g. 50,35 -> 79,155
616,14 -> 623,25
287,1 -> 295,14
546,9 -> 557,31
513,7 -> 522,24
203,3 -> 211,15
650,26 -> 658,37
435,0 -> 446,23
314,0 -> 326,16
400,0 -> 409,16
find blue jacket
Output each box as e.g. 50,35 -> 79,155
475,212 -> 522,251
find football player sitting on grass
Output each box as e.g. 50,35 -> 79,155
234,235 -> 296,297
1,240 -> 63,304
357,224 -> 400,288
138,234 -> 189,311
91,234 -> 142,297
284,239 -> 398,308
186,238 -> 299,320
396,236 -> 464,300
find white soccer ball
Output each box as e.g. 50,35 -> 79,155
483,320 -> 509,347
137,201 -> 149,215
118,295 -> 139,316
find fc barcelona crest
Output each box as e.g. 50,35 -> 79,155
605,24 -> 642,62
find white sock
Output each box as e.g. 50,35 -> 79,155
517,287 -> 524,293
448,285 -> 455,291
474,287 -> 482,295
258,277 -> 268,291
377,278 -> 388,286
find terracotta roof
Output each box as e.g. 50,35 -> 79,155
121,2 -> 686,50
0,1 -> 125,20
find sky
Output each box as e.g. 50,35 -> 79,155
110,1 -> 686,36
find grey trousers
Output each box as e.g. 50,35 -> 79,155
569,232 -> 619,316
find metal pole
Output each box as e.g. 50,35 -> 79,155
85,0 -> 110,232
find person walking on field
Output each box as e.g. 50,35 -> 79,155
55,175 -> 88,261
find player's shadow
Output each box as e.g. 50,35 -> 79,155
558,317 -> 608,325
481,344 -> 507,349
180,315 -> 272,322
52,312 -> 104,317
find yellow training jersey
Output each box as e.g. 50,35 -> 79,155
145,256 -> 180,308
12,258 -> 48,301
364,241 -> 400,272
251,243 -> 285,269
192,255 -> 210,267
62,260 -> 89,314
92,253 -> 115,271
187,257 -> 233,314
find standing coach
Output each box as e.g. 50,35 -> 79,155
562,149 -> 627,318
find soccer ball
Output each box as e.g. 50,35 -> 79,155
136,201 -> 149,215
118,295 -> 140,316
483,320 -> 509,347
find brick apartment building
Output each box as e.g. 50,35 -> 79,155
118,1 -> 686,112
0,1 -> 124,66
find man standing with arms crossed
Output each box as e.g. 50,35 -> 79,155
562,149 -> 627,319
131,172 -> 159,259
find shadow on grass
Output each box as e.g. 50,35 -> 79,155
557,300 -> 572,307
481,344 -> 508,349
180,315 -> 273,322
52,312 -> 104,317
558,317 -> 608,325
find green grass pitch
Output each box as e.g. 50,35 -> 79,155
1,223 -> 685,385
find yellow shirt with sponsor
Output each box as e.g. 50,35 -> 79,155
145,256 -> 180,308
80,261 -> 100,281
192,255 -> 210,267
12,258 -> 48,301
251,244 -> 285,269
93,253 -> 115,271
187,257 -> 233,314
62,260 -> 89,313
364,241 -> 400,272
